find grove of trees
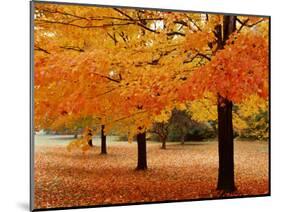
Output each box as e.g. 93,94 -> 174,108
33,2 -> 269,193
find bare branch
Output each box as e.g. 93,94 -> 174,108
167,31 -> 185,36
92,72 -> 121,83
93,88 -> 118,98
107,32 -> 118,45
236,18 -> 264,33
36,8 -> 90,20
37,8 -> 163,22
118,31 -> 128,43
60,46 -> 84,52
237,18 -> 249,33
186,15 -> 202,31
183,52 -> 211,64
113,8 -> 159,34
36,19 -> 135,29
174,20 -> 188,27
34,45 -> 50,54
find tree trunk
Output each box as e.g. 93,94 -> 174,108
217,95 -> 236,191
87,130 -> 93,147
215,15 -> 237,192
74,133 -> 78,139
181,134 -> 185,145
136,132 -> 147,170
161,137 -> 166,149
88,139 -> 93,147
101,125 -> 107,154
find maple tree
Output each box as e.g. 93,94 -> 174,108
151,122 -> 170,149
33,2 -> 269,192
178,16 -> 269,191
34,3 -> 193,169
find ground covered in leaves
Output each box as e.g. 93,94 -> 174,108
34,139 -> 269,209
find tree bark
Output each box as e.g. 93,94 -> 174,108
216,15 -> 237,192
181,134 -> 185,145
136,132 -> 147,170
101,125 -> 107,154
87,130 -> 93,147
160,137 -> 166,149
74,133 -> 78,139
88,139 -> 93,147
217,95 -> 236,191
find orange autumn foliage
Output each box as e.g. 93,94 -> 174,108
33,3 -> 269,140
178,33 -> 269,103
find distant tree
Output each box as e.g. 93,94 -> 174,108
151,122 -> 170,149
169,109 -> 193,144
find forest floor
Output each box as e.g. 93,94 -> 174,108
34,138 -> 269,209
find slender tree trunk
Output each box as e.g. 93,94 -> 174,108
215,15 -> 237,192
161,137 -> 166,149
217,95 -> 236,191
74,133 -> 78,139
136,132 -> 147,170
88,139 -> 93,147
181,134 -> 185,145
87,130 -> 93,147
101,125 -> 107,154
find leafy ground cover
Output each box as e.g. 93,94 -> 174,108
34,140 -> 268,209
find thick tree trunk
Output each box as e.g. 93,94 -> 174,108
215,15 -> 237,192
136,132 -> 147,170
217,95 -> 236,191
101,125 -> 107,154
